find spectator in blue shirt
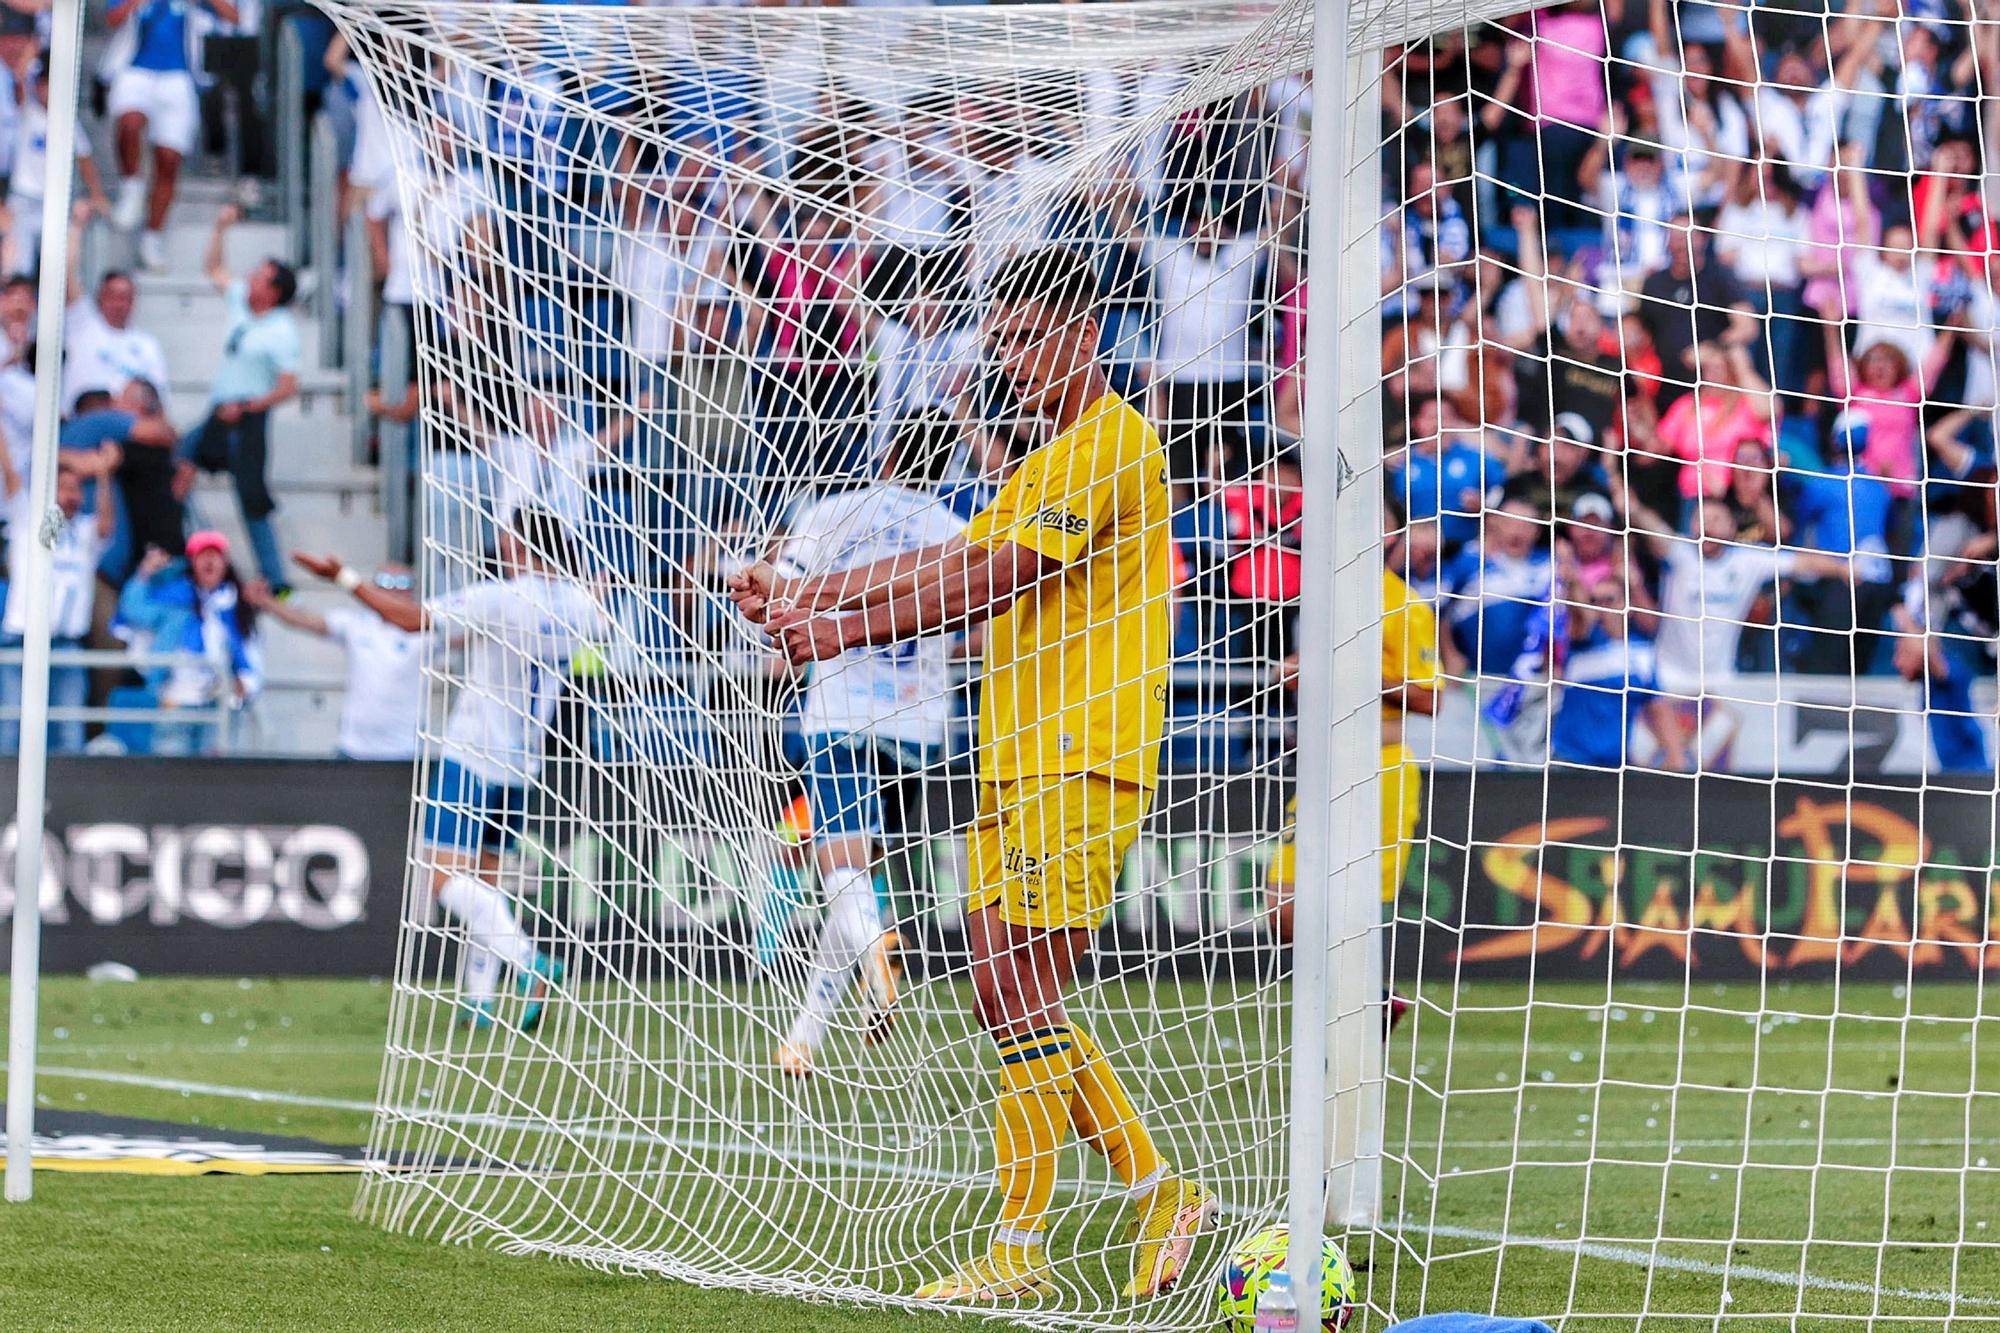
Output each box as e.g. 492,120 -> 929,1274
182,204 -> 299,592
1552,573 -> 1693,770
1440,497 -> 1554,677
1392,395 -> 1504,552
62,380 -> 179,581
1786,410 -> 1895,581
1893,602 -> 1992,775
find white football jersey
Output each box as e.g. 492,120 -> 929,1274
778,484 -> 965,747
428,572 -> 607,786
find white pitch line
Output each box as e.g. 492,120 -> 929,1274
15,1063 -> 1997,1312
1413,1222 -> 2000,1311
1436,1136 -> 2000,1151
29,1064 -> 379,1113
32,1066 -> 1997,1156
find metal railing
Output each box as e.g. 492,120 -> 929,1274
312,111 -> 342,371
276,16 -> 307,267
379,302 -> 413,561
74,213 -> 113,292
345,197 -> 374,443
0,647 -> 243,752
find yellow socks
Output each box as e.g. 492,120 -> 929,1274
994,1025 -> 1078,1240
1067,1025 -> 1164,1191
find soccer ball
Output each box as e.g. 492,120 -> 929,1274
1215,1225 -> 1356,1331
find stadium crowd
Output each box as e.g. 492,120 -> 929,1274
0,0 -> 1990,773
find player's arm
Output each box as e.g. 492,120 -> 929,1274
241,579 -> 329,636
733,540 -> 945,622
764,537 -> 1056,665
1388,677 -> 1438,716
292,552 -> 428,632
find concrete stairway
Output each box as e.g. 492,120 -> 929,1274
125,177 -> 388,755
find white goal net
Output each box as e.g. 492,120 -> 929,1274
329,0 -> 1999,1326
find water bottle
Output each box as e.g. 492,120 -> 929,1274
1254,1267 -> 1300,1332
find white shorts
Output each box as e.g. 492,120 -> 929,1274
107,67 -> 199,157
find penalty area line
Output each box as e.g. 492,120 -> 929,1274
18,1063 -> 1996,1312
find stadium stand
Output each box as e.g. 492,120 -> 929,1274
0,0 -> 1991,772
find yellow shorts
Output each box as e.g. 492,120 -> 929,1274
1267,745 -> 1424,905
966,774 -> 1153,931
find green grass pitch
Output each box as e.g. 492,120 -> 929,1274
2,975 -> 1995,1330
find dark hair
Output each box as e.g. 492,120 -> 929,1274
70,389 -> 112,416
511,504 -> 580,577
125,377 -> 162,414
195,558 -> 259,638
986,247 -> 1099,320
264,260 -> 299,308
2,274 -> 34,298
886,409 -> 962,489
1765,164 -> 1804,207
98,268 -> 133,289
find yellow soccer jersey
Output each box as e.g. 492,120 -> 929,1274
1381,568 -> 1438,720
963,391 -> 1170,789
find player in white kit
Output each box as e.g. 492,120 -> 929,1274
771,413 -> 966,1076
293,506 -> 609,1031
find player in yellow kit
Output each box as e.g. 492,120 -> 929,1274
1267,510 -> 1439,939
729,248 -> 1211,1305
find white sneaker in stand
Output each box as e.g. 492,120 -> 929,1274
137,231 -> 165,272
112,177 -> 145,232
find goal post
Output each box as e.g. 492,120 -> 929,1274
336,5 -> 1371,1327
330,0 -> 1999,1325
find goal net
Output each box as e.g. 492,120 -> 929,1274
327,0 -> 2000,1326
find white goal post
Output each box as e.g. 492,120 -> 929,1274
329,0 -> 1999,1327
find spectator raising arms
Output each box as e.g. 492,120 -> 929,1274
1829,327 -> 1959,496
184,203 -> 300,591
1652,340 -> 1776,508
63,216 -> 168,410
1637,497 -> 1847,698
113,530 -> 262,755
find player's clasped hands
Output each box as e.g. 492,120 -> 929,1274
727,563 -> 845,665
726,560 -> 779,624
765,606 -> 846,666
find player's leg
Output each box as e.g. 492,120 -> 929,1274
914,894 -> 1088,1301
424,759 -> 558,1031
1063,777 -> 1212,1299
1380,745 -> 1423,1031
138,76 -> 197,270
430,848 -> 503,1028
918,777 -> 1209,1302
778,735 -> 886,1074
859,741 -> 933,1041
108,72 -> 150,231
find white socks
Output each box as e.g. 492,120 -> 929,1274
461,942 -> 502,1007
438,872 -> 536,976
784,865 -> 881,1052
